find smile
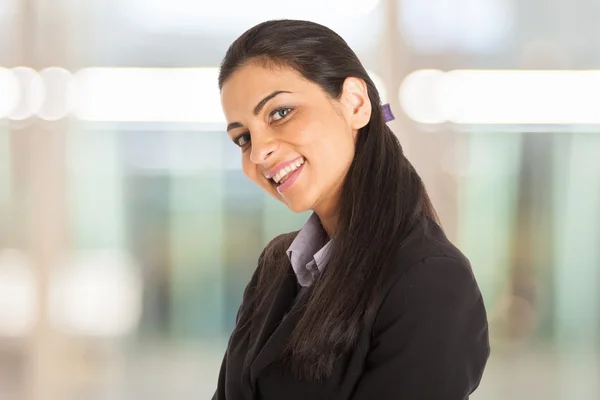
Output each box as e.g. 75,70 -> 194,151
273,161 -> 305,194
272,157 -> 305,184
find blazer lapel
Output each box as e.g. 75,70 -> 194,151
248,265 -> 303,390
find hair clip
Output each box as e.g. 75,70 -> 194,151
382,103 -> 395,123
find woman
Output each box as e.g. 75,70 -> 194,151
214,19 -> 490,400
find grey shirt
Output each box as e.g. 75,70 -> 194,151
286,212 -> 332,287
284,212 -> 332,312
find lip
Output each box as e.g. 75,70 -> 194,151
264,156 -> 304,180
276,162 -> 304,194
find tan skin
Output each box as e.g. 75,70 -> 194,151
221,63 -> 372,237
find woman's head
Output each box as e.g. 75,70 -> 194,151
219,20 -> 381,231
219,19 -> 439,381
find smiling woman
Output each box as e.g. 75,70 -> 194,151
214,19 -> 490,400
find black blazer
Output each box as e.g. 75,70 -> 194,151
213,217 -> 490,399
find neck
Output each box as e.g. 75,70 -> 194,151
313,183 -> 342,239
315,208 -> 337,239
314,185 -> 343,238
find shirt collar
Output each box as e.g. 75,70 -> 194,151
286,212 -> 332,285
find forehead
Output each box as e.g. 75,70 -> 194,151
220,64 -> 314,116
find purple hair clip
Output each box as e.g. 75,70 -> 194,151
382,103 -> 395,123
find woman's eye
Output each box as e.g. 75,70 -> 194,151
271,107 -> 292,122
234,133 -> 251,148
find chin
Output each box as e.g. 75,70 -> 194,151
281,196 -> 313,214
285,203 -> 311,213
262,187 -> 308,213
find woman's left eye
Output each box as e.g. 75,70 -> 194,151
271,107 -> 292,122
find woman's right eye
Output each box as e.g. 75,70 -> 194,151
234,133 -> 251,148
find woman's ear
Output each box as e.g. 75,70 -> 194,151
341,77 -> 372,131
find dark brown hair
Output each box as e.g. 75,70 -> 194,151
219,19 -> 439,381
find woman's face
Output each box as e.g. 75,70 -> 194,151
220,63 -> 371,222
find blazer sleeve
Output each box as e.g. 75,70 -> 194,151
349,256 -> 490,400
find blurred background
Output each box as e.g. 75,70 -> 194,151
0,0 -> 599,399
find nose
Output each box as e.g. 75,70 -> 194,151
250,132 -> 278,164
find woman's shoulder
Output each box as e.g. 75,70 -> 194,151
381,216 -> 481,308
236,230 -> 300,313
371,216 -> 487,339
248,230 -> 300,284
259,230 -> 299,263
365,219 -> 490,397
266,230 -> 300,251
396,216 -> 470,267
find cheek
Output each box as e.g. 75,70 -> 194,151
241,156 -> 257,181
314,129 -> 355,171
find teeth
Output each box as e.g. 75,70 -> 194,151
273,158 -> 304,184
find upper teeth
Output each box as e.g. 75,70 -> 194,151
272,158 -> 304,183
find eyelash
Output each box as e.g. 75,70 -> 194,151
233,107 -> 293,149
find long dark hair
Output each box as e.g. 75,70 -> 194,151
219,19 -> 439,381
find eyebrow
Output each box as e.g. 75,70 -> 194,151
226,90 -> 291,131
